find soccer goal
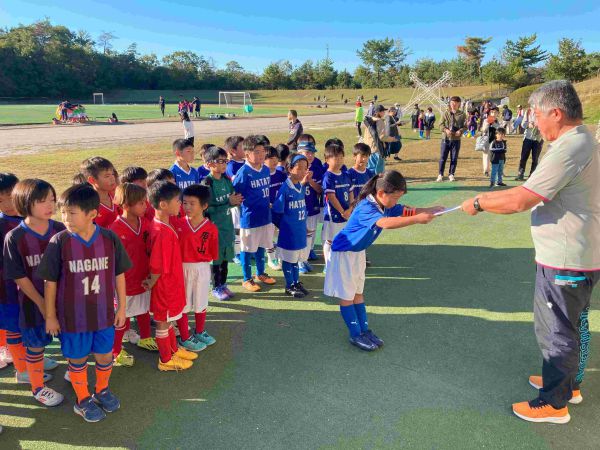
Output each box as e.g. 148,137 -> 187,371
93,93 -> 104,105
219,91 -> 252,108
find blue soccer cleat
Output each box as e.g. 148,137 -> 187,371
194,331 -> 216,346
349,334 -> 378,351
363,330 -> 384,347
299,262 -> 312,274
93,388 -> 120,413
179,336 -> 207,352
308,250 -> 318,261
74,396 -> 107,423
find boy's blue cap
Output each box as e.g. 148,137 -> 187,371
290,154 -> 308,167
297,141 -> 317,153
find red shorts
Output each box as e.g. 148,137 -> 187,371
150,293 -> 185,322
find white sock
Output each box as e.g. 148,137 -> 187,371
323,240 -> 332,269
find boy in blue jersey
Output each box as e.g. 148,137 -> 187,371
297,140 -> 324,272
170,139 -> 199,190
232,135 -> 277,292
273,155 -> 310,298
275,144 -> 290,173
197,143 -> 214,182
225,136 -> 245,262
265,146 -> 287,271
324,170 -> 443,351
321,143 -> 352,272
348,143 -> 375,199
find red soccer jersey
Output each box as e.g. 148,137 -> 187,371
110,216 -> 151,296
95,201 -> 121,229
174,217 -> 219,263
149,219 -> 186,321
144,200 -> 155,222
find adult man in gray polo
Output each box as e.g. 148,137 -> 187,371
462,80 -> 600,424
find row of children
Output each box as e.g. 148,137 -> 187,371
0,131 -> 443,423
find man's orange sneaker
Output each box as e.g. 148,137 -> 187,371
242,280 -> 261,292
255,273 -> 276,285
512,399 -> 570,424
528,375 -> 583,404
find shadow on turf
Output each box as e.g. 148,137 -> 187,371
1,244 -> 598,448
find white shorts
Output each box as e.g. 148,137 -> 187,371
323,250 -> 366,300
277,248 -> 302,264
231,206 -> 241,229
183,262 -> 211,313
240,224 -> 274,253
306,214 -> 319,231
322,221 -> 346,242
126,291 -> 150,318
317,208 -> 324,224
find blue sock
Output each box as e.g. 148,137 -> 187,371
354,303 -> 369,332
255,247 -> 266,276
282,261 -> 294,288
240,251 -> 253,281
340,305 -> 361,338
292,263 -> 300,284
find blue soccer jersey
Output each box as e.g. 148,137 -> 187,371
348,168 -> 375,199
273,179 -> 307,251
170,162 -> 199,189
233,162 -> 272,229
322,170 -> 351,223
305,159 -> 324,217
197,165 -> 210,182
332,195 -> 404,252
269,169 -> 287,204
226,159 -> 245,180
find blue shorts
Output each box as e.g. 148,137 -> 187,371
59,326 -> 115,359
21,325 -> 53,348
0,303 -> 20,333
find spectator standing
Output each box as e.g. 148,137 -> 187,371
424,107 -> 436,140
363,105 -> 399,174
287,110 -> 303,150
410,104 -> 419,132
159,96 -> 165,117
515,112 -> 544,181
501,105 -> 513,133
192,97 -> 201,119
355,101 -> 364,137
437,96 -> 467,182
385,106 -> 402,160
512,105 -> 525,134
366,101 -> 375,117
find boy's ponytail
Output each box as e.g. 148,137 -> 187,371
355,170 -> 407,206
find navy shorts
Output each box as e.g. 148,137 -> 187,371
59,326 -> 115,359
0,304 -> 20,333
21,325 -> 53,348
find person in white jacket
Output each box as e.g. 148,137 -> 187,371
181,111 -> 195,146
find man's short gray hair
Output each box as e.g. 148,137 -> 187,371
529,80 -> 583,121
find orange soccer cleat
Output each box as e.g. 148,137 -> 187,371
255,273 -> 276,285
242,279 -> 261,292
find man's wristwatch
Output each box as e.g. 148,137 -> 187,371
473,198 -> 484,212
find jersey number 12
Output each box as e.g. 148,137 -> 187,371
82,275 -> 100,295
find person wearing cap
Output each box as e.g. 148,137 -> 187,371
355,101 -> 364,137
462,80 -> 600,424
287,110 -> 303,150
437,96 -> 467,182
363,105 -> 400,174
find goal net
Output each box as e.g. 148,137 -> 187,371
219,91 -> 252,108
93,93 -> 104,105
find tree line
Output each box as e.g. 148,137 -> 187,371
1,20 -> 598,99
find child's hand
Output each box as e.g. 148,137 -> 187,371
415,212 -> 435,224
229,193 -> 243,206
142,277 -> 154,291
302,171 -> 313,184
342,209 -> 352,220
114,307 -> 126,328
46,317 -> 60,337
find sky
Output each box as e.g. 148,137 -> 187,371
1,0 -> 599,73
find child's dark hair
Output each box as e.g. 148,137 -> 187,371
173,138 -> 192,154
265,145 -> 278,160
496,127 -> 506,135
352,143 -> 371,157
256,134 -> 270,146
148,181 -> 181,209
224,136 -> 244,153
285,153 -> 308,172
71,172 -> 90,186
324,143 -> 344,160
120,166 -> 148,184
12,179 -> 56,217
243,135 -> 264,152
204,146 -> 228,163
199,143 -> 214,159
298,133 -> 315,144
0,173 -> 19,194
181,111 -> 190,121
80,157 -> 115,180
58,183 -> 100,214
276,144 -> 290,162
356,170 -> 407,205
325,137 -> 344,150
113,183 -> 147,207
182,184 -> 211,207
147,169 -> 175,187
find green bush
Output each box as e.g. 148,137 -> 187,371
508,83 -> 542,107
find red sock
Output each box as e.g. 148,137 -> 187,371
176,315 -> 190,342
156,328 -> 171,363
168,326 -> 178,353
125,317 -> 131,331
195,310 -> 207,334
0,329 -> 6,347
113,323 -> 126,357
136,312 -> 151,339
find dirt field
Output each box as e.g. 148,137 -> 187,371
0,111 -> 354,156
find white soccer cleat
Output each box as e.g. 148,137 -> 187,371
436,175 -> 443,182
123,329 -> 140,344
449,174 -> 456,182
0,346 -> 12,364
33,386 -> 64,407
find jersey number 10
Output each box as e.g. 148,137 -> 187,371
82,275 -> 101,295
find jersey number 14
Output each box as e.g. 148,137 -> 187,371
82,275 -> 100,295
